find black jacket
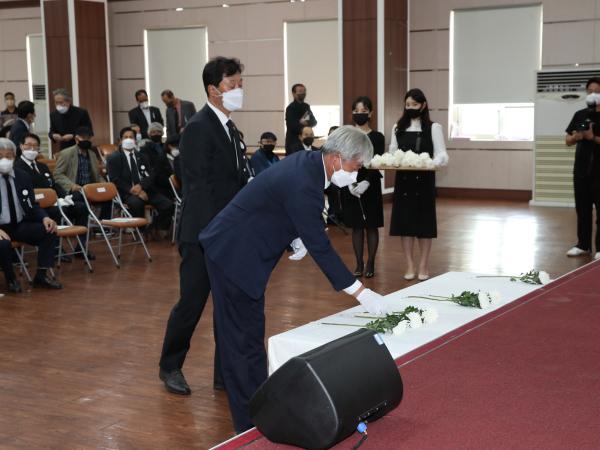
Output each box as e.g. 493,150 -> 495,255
166,100 -> 196,141
106,149 -> 155,199
285,100 -> 317,150
139,141 -> 173,195
178,103 -> 248,243
286,142 -> 319,156
2,168 -> 48,223
14,157 -> 67,198
128,106 -> 164,139
49,106 -> 94,150
9,119 -> 29,152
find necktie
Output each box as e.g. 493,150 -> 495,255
173,108 -> 180,133
129,152 -> 141,185
32,161 -> 40,174
4,175 -> 18,226
226,120 -> 241,170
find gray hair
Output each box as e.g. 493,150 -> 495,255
148,122 -> 164,133
0,138 -> 16,154
321,125 -> 373,164
52,88 -> 72,101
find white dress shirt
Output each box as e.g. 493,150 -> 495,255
142,106 -> 151,126
388,119 -> 449,166
207,100 -> 231,140
20,155 -> 39,173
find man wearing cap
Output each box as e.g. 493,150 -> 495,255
250,132 -> 280,176
0,138 -> 62,293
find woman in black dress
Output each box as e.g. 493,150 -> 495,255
341,96 -> 384,278
389,89 -> 448,281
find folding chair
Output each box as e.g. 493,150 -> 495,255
81,182 -> 151,268
34,188 -> 93,273
169,174 -> 182,244
11,241 -> 32,283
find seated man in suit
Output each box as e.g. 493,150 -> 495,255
286,125 -> 317,155
9,101 -> 35,152
250,131 -> 280,176
161,90 -> 196,141
139,122 -> 173,199
198,126 -> 388,432
0,138 -> 62,293
128,89 -> 164,139
107,127 -> 173,236
15,132 -> 93,259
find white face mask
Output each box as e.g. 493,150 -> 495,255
220,88 -> 244,112
586,93 -> 600,107
330,156 -> 358,188
170,148 -> 180,157
122,138 -> 136,150
22,150 -> 39,161
56,105 -> 69,114
139,101 -> 149,109
0,158 -> 14,174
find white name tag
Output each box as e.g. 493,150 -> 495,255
97,187 -> 107,193
35,193 -> 45,200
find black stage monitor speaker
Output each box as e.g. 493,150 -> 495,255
249,328 -> 403,450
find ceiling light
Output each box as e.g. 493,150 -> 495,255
223,3 -> 230,7
175,7 -> 183,11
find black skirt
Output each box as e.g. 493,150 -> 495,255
341,168 -> 384,228
389,170 -> 437,238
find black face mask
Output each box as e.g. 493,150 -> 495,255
150,135 -> 163,143
353,112 -> 370,126
404,108 -> 422,119
262,144 -> 275,153
78,140 -> 92,150
302,137 -> 314,147
296,94 -> 306,102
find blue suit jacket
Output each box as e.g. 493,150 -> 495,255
199,150 -> 355,299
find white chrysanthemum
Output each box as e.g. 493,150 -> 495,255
369,154 -> 382,168
538,271 -> 551,285
407,311 -> 422,328
419,152 -> 431,161
489,291 -> 502,304
478,292 -> 490,309
392,320 -> 408,336
422,308 -> 439,324
425,159 -> 436,169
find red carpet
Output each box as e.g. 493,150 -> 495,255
214,262 -> 600,449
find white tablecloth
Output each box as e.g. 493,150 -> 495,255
268,271 -> 541,374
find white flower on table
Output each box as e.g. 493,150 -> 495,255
488,291 -> 502,304
477,292 -> 491,309
407,311 -> 423,328
538,271 -> 551,285
392,321 -> 408,336
422,308 -> 439,324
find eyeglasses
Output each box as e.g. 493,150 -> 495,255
21,145 -> 40,151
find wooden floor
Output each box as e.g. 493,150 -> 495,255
0,199 -> 592,449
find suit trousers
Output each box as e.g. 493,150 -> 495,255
0,221 -> 58,280
205,254 -> 268,433
159,242 -> 222,383
124,192 -> 174,230
574,175 -> 600,251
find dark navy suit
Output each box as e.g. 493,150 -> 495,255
199,150 -> 355,432
0,168 -> 58,282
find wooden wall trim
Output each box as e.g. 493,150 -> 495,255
382,188 -> 532,203
0,1 -> 39,9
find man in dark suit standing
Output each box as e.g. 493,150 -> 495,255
49,88 -> 94,151
128,89 -> 164,139
106,127 -> 173,232
161,90 -> 196,141
9,101 -> 35,152
198,126 -> 388,432
0,138 -> 63,292
284,83 -> 317,154
159,57 -> 249,396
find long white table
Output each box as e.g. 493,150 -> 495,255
268,271 -> 541,374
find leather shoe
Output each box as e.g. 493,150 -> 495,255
75,250 -> 96,261
213,381 -> 226,391
7,279 -> 22,293
33,275 -> 63,289
159,369 -> 191,395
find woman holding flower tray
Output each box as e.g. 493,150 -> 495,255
340,96 -> 385,278
389,88 -> 449,281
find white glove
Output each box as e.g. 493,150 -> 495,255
348,184 -> 361,198
433,152 -> 449,167
356,288 -> 388,315
355,180 -> 370,195
57,195 -> 75,207
288,238 -> 307,261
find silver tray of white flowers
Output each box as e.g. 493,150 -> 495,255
367,150 -> 436,171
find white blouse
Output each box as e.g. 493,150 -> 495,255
388,119 -> 449,167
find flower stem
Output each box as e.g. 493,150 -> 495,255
406,295 -> 450,302
475,275 -> 515,278
320,322 -> 363,328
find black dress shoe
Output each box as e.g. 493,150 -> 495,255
7,279 -> 22,293
213,381 -> 226,391
32,275 -> 63,290
365,263 -> 375,278
75,250 -> 96,261
353,265 -> 364,277
159,369 -> 191,395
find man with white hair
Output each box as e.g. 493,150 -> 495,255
0,138 -> 62,292
49,88 -> 93,151
198,125 -> 388,433
139,122 -> 173,199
